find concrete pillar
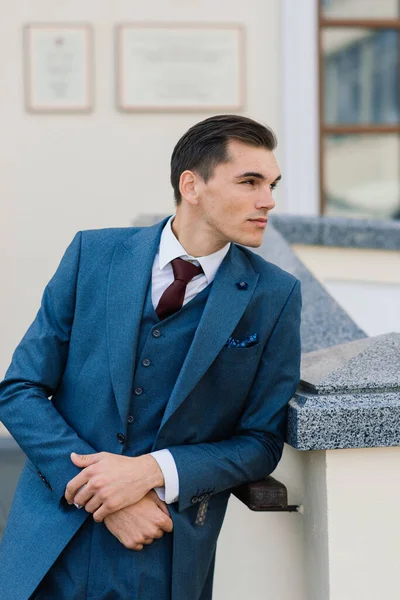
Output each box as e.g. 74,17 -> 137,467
288,332 -> 400,600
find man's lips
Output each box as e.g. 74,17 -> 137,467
248,218 -> 268,229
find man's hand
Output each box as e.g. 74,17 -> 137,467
104,490 -> 173,551
64,452 -> 164,522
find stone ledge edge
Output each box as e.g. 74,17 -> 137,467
271,214 -> 400,251
287,391 -> 400,450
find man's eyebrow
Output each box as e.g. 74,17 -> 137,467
235,172 -> 282,183
235,171 -> 265,180
272,174 -> 282,183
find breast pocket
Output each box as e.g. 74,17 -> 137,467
217,342 -> 262,366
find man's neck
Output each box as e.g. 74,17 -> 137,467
171,214 -> 228,258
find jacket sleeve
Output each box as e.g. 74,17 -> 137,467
0,232 -> 97,503
168,279 -> 302,513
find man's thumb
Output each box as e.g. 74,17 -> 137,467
70,452 -> 98,465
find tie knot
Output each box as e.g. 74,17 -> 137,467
171,257 -> 203,284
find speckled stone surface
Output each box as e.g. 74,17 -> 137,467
270,214 -> 400,250
301,333 -> 400,393
288,333 -> 400,450
287,391 -> 400,450
300,335 -> 374,385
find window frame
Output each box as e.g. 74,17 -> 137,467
318,3 -> 400,215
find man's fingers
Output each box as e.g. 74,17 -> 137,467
73,484 -> 94,508
156,512 -> 173,533
162,517 -> 174,533
65,477 -> 90,504
93,505 -> 108,523
142,537 -> 154,545
83,496 -> 101,514
132,544 -> 144,551
152,529 -> 165,540
156,498 -> 171,517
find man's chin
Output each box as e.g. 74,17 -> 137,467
235,234 -> 264,248
246,240 -> 263,248
224,227 -> 265,248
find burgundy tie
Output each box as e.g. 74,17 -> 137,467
156,257 -> 203,320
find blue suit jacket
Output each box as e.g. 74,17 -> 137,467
0,216 -> 301,600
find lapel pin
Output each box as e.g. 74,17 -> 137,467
236,281 -> 248,290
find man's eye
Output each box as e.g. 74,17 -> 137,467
270,183 -> 278,190
242,180 -> 255,185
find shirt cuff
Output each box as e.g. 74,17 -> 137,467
150,449 -> 179,504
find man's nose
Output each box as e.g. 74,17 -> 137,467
255,187 -> 276,211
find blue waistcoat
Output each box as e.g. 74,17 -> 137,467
126,276 -> 212,457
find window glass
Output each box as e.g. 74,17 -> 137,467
321,0 -> 399,19
324,134 -> 400,218
323,29 -> 399,124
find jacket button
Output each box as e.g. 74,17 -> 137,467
191,496 -> 199,504
134,387 -> 143,396
152,329 -> 161,338
127,415 -> 134,424
117,433 -> 125,444
142,358 -> 151,367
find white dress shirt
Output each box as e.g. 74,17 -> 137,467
150,216 -> 230,503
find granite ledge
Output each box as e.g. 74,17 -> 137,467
270,214 -> 400,251
287,390 -> 400,450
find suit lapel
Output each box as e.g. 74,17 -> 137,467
157,244 -> 259,436
107,216 -> 170,425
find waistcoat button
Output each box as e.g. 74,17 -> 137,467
134,387 -> 143,396
142,358 -> 151,367
127,415 -> 134,424
117,433 -> 125,444
152,329 -> 161,338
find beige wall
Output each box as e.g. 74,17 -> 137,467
326,447 -> 400,600
215,445 -> 308,600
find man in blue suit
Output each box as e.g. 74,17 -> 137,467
0,114 -> 301,600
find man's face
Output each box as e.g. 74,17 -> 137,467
194,139 -> 280,248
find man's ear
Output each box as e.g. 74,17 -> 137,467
179,170 -> 200,206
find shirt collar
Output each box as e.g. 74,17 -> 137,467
158,215 -> 231,284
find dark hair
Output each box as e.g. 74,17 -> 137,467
170,114 -> 277,204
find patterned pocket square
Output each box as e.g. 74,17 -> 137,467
225,333 -> 258,348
